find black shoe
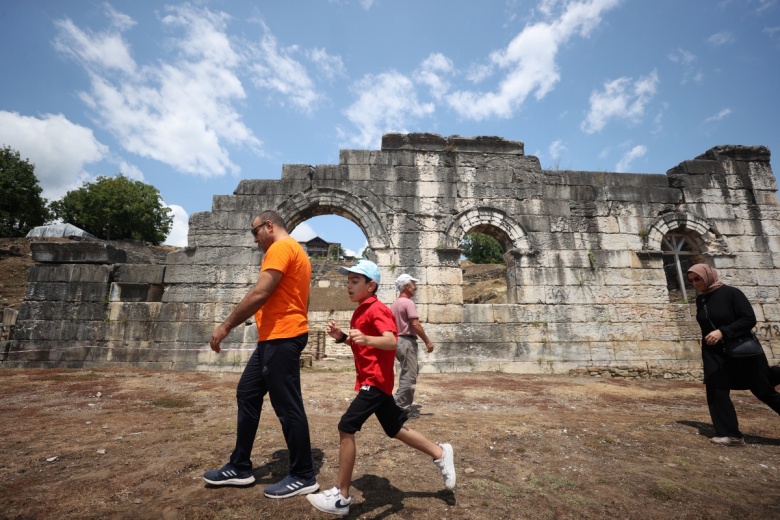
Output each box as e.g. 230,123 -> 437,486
264,474 -> 319,498
203,463 -> 255,486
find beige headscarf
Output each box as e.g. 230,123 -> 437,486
686,263 -> 724,294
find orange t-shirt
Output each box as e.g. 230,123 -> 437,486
253,237 -> 311,341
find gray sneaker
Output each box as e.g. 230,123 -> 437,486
264,474 -> 319,498
710,436 -> 745,446
433,442 -> 456,490
203,463 -> 255,486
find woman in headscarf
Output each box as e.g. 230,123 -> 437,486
687,263 -> 780,446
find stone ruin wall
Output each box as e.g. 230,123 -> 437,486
3,133 -> 779,376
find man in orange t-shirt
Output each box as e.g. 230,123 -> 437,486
204,210 -> 318,499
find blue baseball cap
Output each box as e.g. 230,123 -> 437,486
338,259 -> 381,284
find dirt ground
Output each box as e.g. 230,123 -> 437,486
2,362 -> 779,520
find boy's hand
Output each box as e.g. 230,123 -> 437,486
326,320 -> 342,339
348,328 -> 368,345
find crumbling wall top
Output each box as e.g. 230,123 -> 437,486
696,145 -> 770,163
381,132 -> 524,155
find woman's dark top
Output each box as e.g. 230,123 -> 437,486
694,285 -> 757,387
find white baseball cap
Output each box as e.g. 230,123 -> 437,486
395,273 -> 419,290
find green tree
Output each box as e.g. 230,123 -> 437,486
461,231 -> 504,264
327,243 -> 346,260
50,174 -> 173,245
0,146 -> 50,237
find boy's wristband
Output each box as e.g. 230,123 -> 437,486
335,332 -> 348,343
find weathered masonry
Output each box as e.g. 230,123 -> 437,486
4,133 -> 779,374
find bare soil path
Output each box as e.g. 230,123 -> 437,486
1,364 -> 778,519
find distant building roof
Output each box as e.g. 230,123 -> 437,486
26,223 -> 95,239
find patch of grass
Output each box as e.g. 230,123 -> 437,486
528,473 -> 578,491
48,371 -> 103,382
649,480 -> 679,501
149,396 -> 194,408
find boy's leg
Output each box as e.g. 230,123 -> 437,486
394,426 -> 441,458
394,426 -> 456,489
378,396 -> 456,490
338,431 -> 357,498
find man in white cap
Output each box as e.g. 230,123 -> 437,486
391,273 -> 434,413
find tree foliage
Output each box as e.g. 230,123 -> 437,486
0,146 -> 50,237
461,231 -> 504,264
50,174 -> 173,245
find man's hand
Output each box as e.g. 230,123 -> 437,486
425,341 -> 434,353
210,323 -> 230,353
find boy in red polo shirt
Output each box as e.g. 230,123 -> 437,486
306,260 -> 455,516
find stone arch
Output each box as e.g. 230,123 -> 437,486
443,207 -> 532,253
276,188 -> 391,250
644,212 -> 729,255
444,207 -> 533,305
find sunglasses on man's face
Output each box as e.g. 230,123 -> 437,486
251,221 -> 269,238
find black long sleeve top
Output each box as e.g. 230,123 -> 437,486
694,285 -> 758,386
693,285 -> 757,343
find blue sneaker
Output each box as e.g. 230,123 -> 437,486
203,463 -> 255,486
264,474 -> 319,499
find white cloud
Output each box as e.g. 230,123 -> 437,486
704,108 -> 732,123
668,48 -> 695,65
116,159 -> 144,181
548,139 -> 567,161
755,0 -> 776,14
446,0 -> 621,120
308,48 -> 346,81
341,71 -> 435,148
54,4 -> 261,178
465,63 -> 494,83
615,144 -> 647,171
53,12 -> 136,75
0,111 -> 108,201
707,31 -> 735,46
668,49 -> 703,83
249,23 -> 322,112
580,69 -> 659,133
290,222 -> 317,242
163,203 -> 189,247
415,53 -> 455,101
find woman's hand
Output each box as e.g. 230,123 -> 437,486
705,329 -> 724,346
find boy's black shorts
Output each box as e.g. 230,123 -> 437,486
338,385 -> 408,437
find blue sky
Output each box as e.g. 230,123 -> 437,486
1,0 -> 779,255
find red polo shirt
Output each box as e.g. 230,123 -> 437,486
349,295 -> 398,395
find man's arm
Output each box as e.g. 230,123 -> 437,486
410,318 -> 433,352
210,269 -> 283,353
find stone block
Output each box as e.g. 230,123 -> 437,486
25,281 -> 109,302
30,241 -> 127,264
27,264 -> 74,282
113,264 -> 165,284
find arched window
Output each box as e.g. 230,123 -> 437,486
661,230 -> 705,303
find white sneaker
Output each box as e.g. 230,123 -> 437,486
434,442 -> 456,490
306,486 -> 353,516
